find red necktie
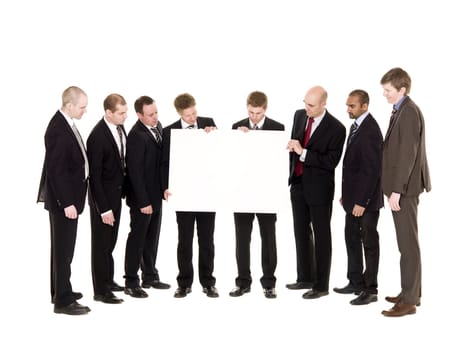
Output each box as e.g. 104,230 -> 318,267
295,117 -> 314,177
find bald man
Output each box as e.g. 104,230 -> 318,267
287,86 -> 346,299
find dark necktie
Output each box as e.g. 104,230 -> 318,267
252,124 -> 259,130
116,125 -> 125,168
71,122 -> 89,179
150,126 -> 162,143
388,106 -> 398,129
186,124 -> 195,129
347,121 -> 359,146
294,117 -> 314,177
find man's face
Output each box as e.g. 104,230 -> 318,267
303,91 -> 325,118
138,103 -> 159,127
69,94 -> 88,120
346,96 -> 367,119
106,103 -> 128,125
179,106 -> 197,125
247,105 -> 266,125
382,82 -> 405,105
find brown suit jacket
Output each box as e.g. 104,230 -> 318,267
382,96 -> 431,196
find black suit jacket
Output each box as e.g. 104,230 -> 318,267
232,116 -> 285,132
341,114 -> 383,212
86,118 -> 127,214
289,109 -> 346,206
161,116 -> 216,191
37,110 -> 87,213
125,120 -> 163,211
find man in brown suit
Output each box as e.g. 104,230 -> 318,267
380,68 -> 431,317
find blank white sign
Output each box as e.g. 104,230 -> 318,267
168,129 -> 289,212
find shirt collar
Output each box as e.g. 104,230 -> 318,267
394,96 -> 407,111
103,115 -> 119,130
354,111 -> 369,126
60,109 -> 74,127
181,119 -> 197,129
249,116 -> 266,129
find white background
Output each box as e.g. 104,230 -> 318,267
0,0 -> 463,348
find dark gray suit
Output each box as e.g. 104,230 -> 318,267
382,96 -> 431,305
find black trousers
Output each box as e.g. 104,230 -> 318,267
344,210 -> 380,294
290,183 -> 332,291
176,211 -> 216,288
90,200 -> 122,295
233,212 -> 277,288
49,211 -> 78,308
124,206 -> 162,288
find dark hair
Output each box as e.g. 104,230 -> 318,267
348,89 -> 370,106
134,95 -> 154,114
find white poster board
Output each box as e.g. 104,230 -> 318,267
168,129 -> 289,212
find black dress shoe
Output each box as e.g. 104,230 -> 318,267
263,288 -> 277,299
286,282 -> 313,290
174,287 -> 192,298
350,291 -> 378,305
109,282 -> 124,292
333,284 -> 362,295
94,292 -> 124,304
124,287 -> 148,298
51,291 -> 83,304
54,301 -> 90,315
302,289 -> 329,299
142,280 -> 171,289
229,286 -> 251,297
203,286 -> 219,298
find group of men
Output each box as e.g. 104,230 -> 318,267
38,67 -> 431,318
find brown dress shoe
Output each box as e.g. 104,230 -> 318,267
386,295 -> 421,306
382,302 -> 416,317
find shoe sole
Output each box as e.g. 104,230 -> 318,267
54,308 -> 90,315
229,288 -> 251,297
381,309 -> 416,317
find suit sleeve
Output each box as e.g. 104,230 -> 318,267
126,131 -> 150,208
304,122 -> 346,171
87,131 -> 110,213
46,127 -> 78,209
392,106 -> 422,194
161,127 -> 171,191
354,129 -> 383,207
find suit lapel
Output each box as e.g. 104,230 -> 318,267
58,111 -> 85,157
308,112 -> 329,146
346,114 -> 372,149
139,120 -> 161,148
296,114 -> 307,142
385,97 -> 409,140
101,118 -> 125,170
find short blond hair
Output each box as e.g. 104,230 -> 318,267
62,86 -> 87,108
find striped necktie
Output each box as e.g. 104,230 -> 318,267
150,126 -> 162,143
347,122 -> 359,145
71,123 -> 89,180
